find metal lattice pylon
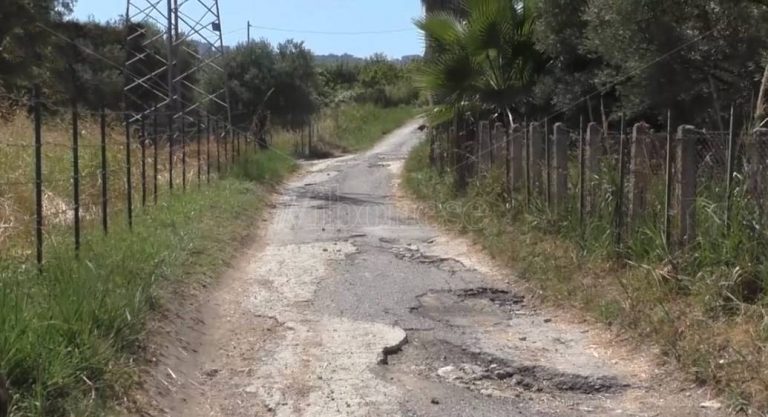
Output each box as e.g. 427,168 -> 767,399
123,0 -> 232,126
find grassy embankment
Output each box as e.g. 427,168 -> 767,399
0,103 -> 416,416
403,140 -> 768,413
272,103 -> 420,156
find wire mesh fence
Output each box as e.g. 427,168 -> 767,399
427,114 -> 768,268
0,87 -> 257,266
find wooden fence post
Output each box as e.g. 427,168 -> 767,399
629,122 -> 651,229
552,123 -> 569,213
676,125 -> 698,247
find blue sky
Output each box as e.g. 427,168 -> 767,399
73,0 -> 425,58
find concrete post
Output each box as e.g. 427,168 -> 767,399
508,124 -> 524,193
629,123 -> 651,229
676,125 -> 698,247
455,129 -> 468,193
552,123 -> 569,213
585,123 -> 603,211
528,122 -> 545,198
478,121 -> 491,175
492,123 -> 505,168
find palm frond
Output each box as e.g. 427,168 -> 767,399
414,12 -> 466,52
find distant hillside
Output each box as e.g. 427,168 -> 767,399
314,53 -> 422,66
314,53 -> 365,65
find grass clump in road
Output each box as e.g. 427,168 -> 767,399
0,151 -> 296,416
403,140 -> 768,412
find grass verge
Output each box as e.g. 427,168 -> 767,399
0,150 -> 296,416
271,104 -> 420,156
404,140 -> 768,414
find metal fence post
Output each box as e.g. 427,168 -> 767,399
206,115 -> 211,183
152,106 -> 159,205
182,118 -> 187,192
237,130 -> 241,157
544,117 -> 551,210
504,122 -> 510,193
664,111 -> 673,250
725,105 -> 736,232
230,125 -> 235,165
578,117 -> 585,228
71,97 -> 81,253
33,85 -> 43,269
215,119 -> 221,173
168,114 -> 174,192
223,120 -> 229,168
524,120 -> 531,209
100,107 -> 108,234
614,115 -> 627,250
197,117 -> 202,188
125,114 -> 133,230
140,115 -> 147,207
308,119 -> 313,156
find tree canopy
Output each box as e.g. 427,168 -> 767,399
420,0 -> 768,129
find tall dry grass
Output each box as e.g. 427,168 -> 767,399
0,110 -> 229,260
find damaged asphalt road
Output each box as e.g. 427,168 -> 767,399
142,120 -> 729,417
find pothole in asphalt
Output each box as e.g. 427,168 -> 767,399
410,288 -> 527,326
294,189 -> 385,206
389,336 -> 627,397
452,288 -> 525,309
390,244 -> 468,272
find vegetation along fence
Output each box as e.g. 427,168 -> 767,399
428,114 -> 768,301
0,87 -> 261,267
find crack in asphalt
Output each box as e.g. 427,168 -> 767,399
378,334 -> 410,365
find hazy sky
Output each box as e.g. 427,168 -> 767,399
72,0 -> 425,58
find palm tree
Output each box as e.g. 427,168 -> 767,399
414,0 -> 544,127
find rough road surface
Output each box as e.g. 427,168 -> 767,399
137,121 -> 727,417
